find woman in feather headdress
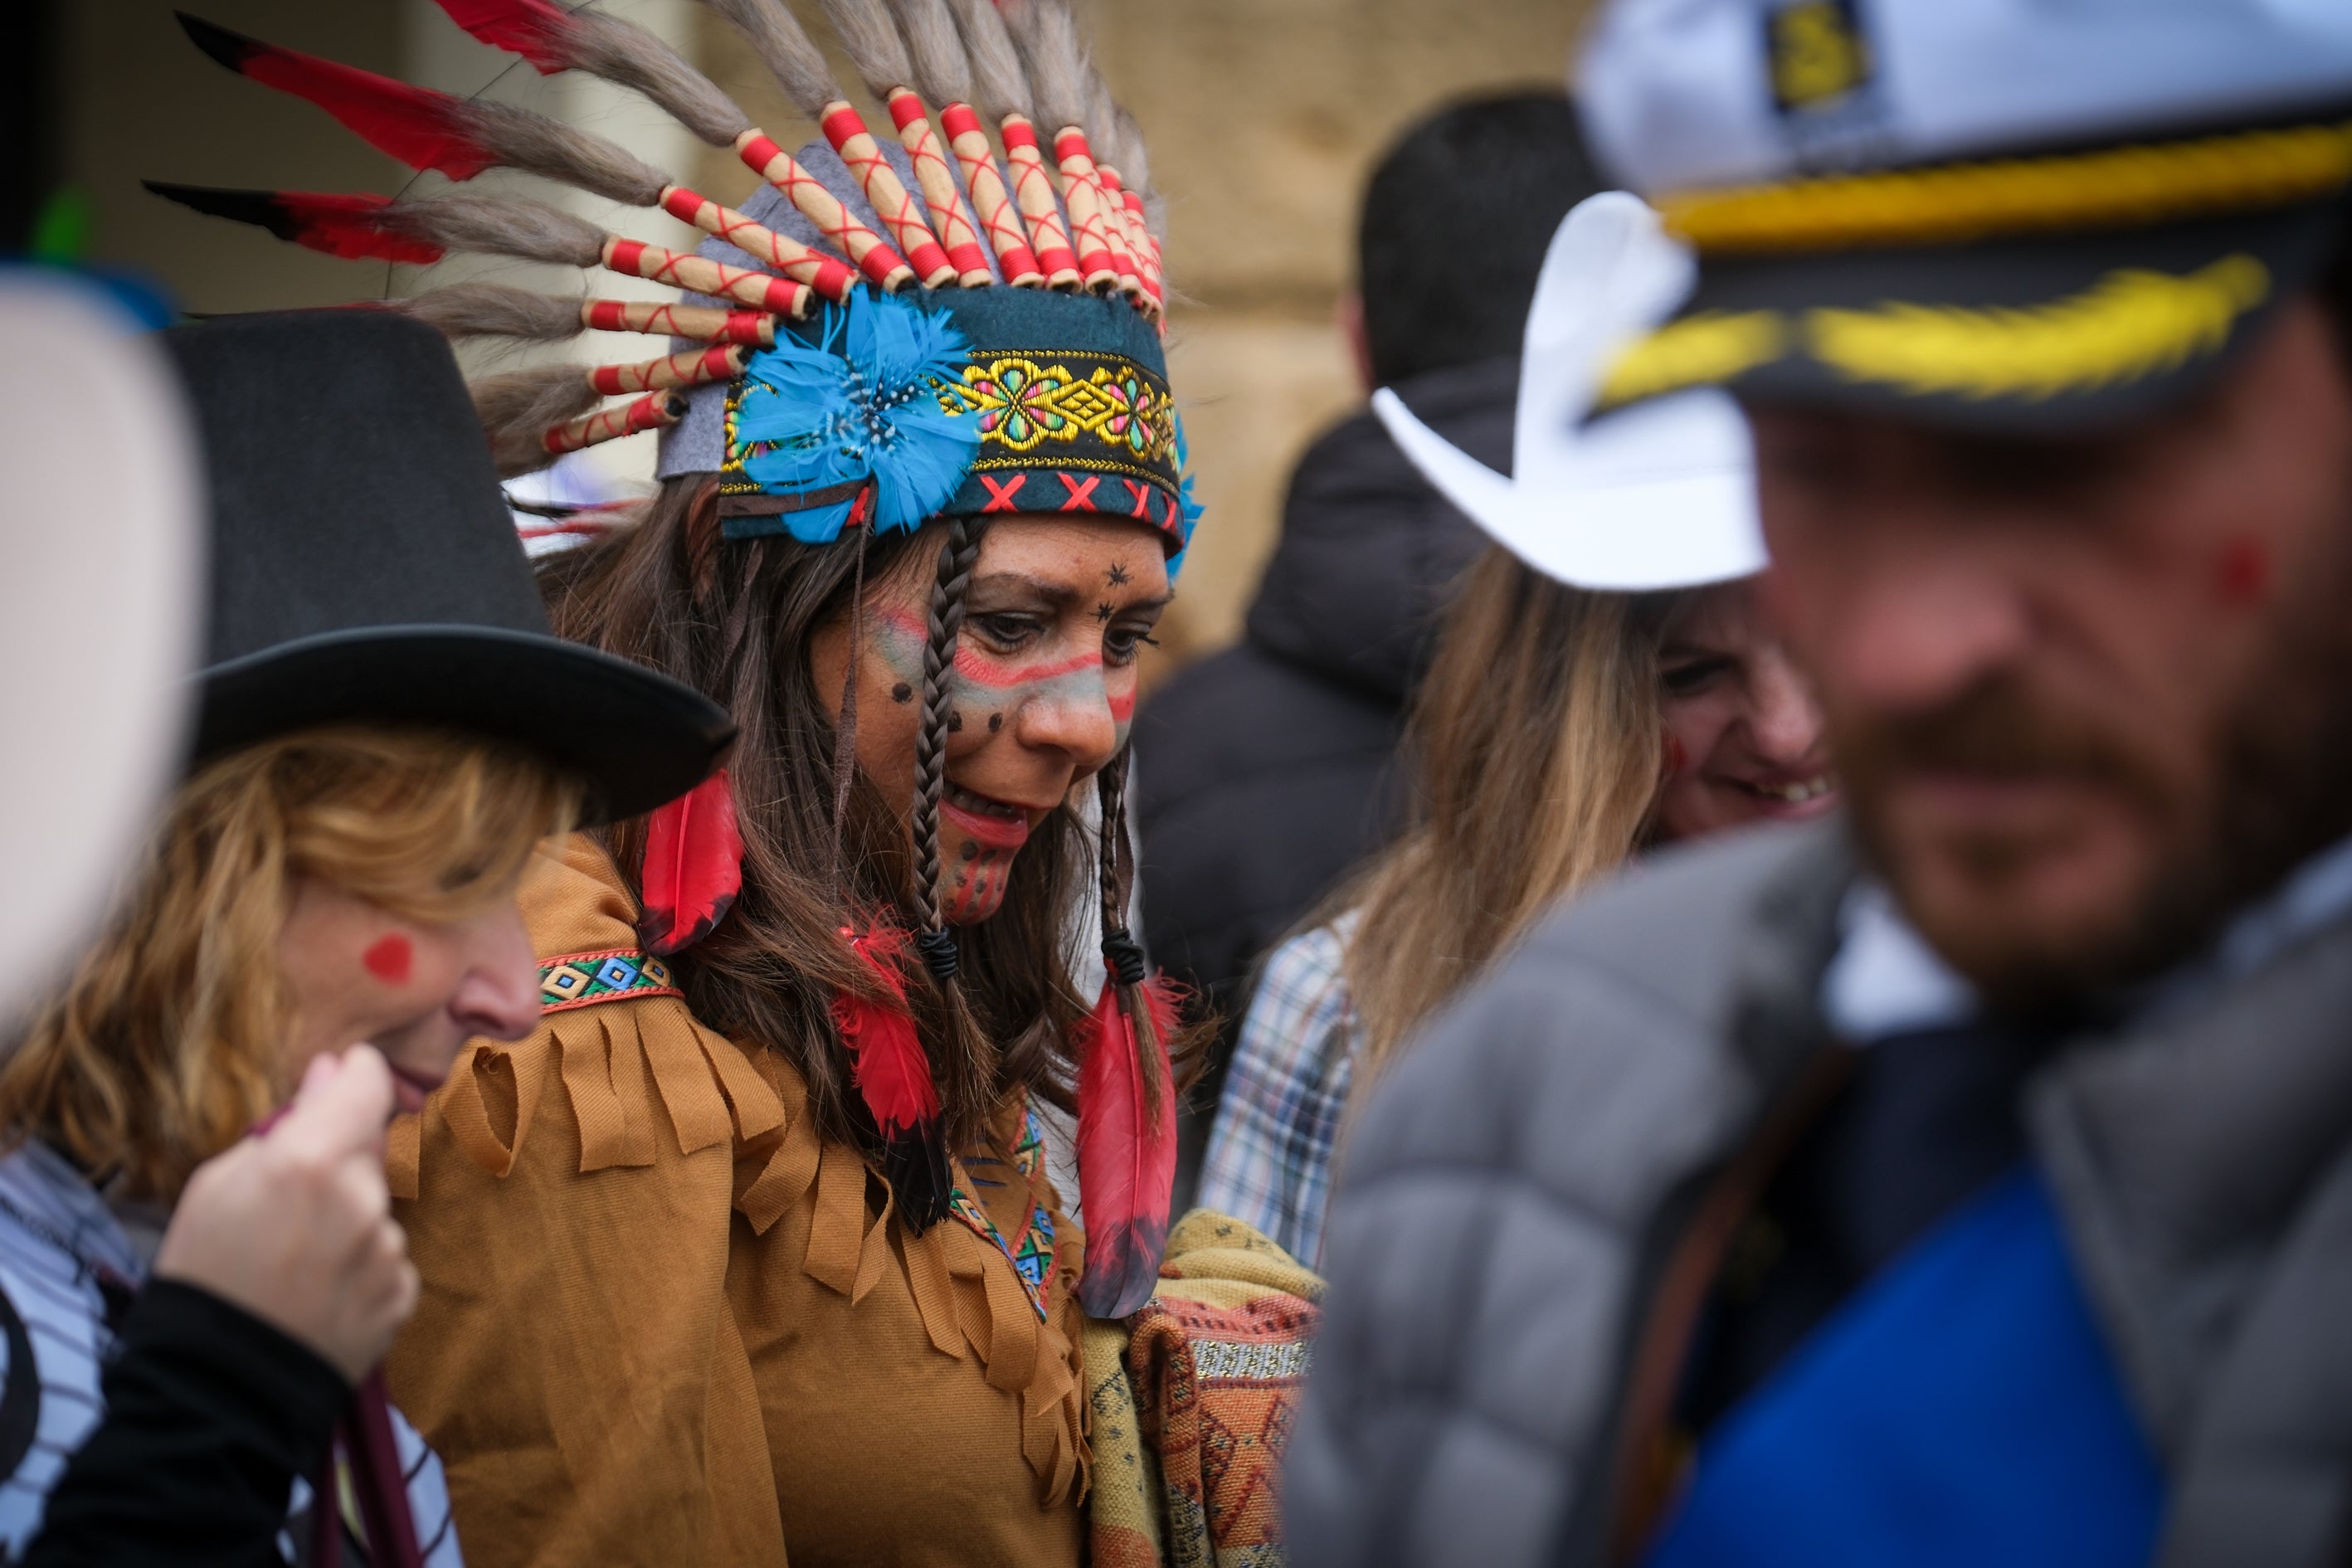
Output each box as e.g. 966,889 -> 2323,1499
149,0 -> 1211,1560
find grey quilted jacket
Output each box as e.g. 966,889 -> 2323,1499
1287,818 -> 2352,1568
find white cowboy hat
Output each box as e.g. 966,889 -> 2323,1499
1372,189 -> 1764,592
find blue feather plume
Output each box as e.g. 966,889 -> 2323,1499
733,292 -> 980,544
1169,411 -> 1206,581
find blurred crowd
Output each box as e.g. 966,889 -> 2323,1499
7,0 -> 2352,1565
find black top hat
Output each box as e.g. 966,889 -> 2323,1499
165,309 -> 732,824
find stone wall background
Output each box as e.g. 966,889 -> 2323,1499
67,0 -> 1594,667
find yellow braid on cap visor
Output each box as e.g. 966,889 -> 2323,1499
1659,120 -> 2352,256
1599,312 -> 1790,408
1806,254 -> 2271,402
1595,254 -> 2272,407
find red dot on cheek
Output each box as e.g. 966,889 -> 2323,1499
363,935 -> 413,985
1662,733 -> 1688,780
2214,538 -> 2272,607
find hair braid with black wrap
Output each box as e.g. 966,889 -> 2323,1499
1093,748 -> 1167,1117
912,515 -> 985,947
905,513 -> 1001,1122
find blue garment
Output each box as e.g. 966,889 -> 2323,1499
1645,1169 -> 2162,1568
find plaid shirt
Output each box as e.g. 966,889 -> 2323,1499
1199,913 -> 1361,1271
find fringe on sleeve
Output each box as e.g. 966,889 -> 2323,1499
390,986 -> 786,1201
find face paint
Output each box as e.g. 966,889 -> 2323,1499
363,933 -> 414,985
1107,562 -> 1131,587
2214,536 -> 2273,607
1662,733 -> 1687,781
892,681 -> 913,704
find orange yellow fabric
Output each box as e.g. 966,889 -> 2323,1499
387,835 -> 1087,1568
1086,1211 -> 1325,1568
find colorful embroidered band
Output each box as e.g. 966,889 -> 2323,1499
718,283 -> 1186,546
538,948 -> 684,1014
1659,119 -> 2352,256
945,1104 -> 1057,1322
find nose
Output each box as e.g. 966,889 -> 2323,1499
446,900 -> 543,1045
1819,549 -> 2031,718
1746,645 -> 1828,767
1011,662 -> 1122,772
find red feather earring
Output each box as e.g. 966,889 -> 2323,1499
833,922 -> 952,1229
1075,934 -> 1181,1319
639,767 -> 744,956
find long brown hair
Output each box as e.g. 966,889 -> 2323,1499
540,478 -> 1201,1155
0,727 -> 576,1200
1340,546 -> 1673,1085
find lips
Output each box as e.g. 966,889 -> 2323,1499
942,783 -> 1037,851
1724,771 -> 1840,820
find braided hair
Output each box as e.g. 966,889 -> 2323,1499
902,513 -> 1001,1123
1093,747 -> 1167,1118
911,514 -> 986,962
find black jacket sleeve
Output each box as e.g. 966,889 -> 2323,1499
22,1279 -> 350,1568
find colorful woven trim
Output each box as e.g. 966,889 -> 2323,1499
538,948 -> 683,1015
946,350 -> 1176,468
1660,118 -> 2352,256
714,281 -> 1189,546
1599,252 -> 2272,407
948,1102 -> 1057,1322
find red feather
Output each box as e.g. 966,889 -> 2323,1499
142,184 -> 447,265
638,768 -> 743,955
830,923 -> 941,1136
1074,975 -> 1180,1318
430,0 -> 577,74
180,13 -> 498,180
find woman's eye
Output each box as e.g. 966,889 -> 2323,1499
968,613 -> 1039,650
1661,656 -> 1734,697
1103,626 -> 1160,665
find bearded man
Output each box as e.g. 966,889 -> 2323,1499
1287,3 -> 2352,1567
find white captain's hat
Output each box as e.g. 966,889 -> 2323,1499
1578,0 -> 2352,430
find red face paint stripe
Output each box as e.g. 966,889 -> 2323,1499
952,647 -> 1107,688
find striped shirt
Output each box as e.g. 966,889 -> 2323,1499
1199,915 -> 1361,1271
0,1142 -> 461,1565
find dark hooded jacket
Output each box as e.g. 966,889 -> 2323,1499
1133,356 -> 1516,1025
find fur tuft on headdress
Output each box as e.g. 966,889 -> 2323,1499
470,365 -> 602,475
945,0 -> 1030,119
890,0 -> 972,108
820,0 -> 918,99
433,0 -> 755,148
699,0 -> 842,115
1000,0 -> 1090,139
397,281 -> 585,343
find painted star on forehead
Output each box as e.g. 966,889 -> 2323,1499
1107,562 -> 1131,587
1094,601 -> 1117,623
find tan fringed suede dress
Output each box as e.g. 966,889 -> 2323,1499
383,836 -> 1089,1568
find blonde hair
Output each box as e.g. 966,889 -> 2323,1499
1341,548 -> 1669,1086
1,726 -> 578,1199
